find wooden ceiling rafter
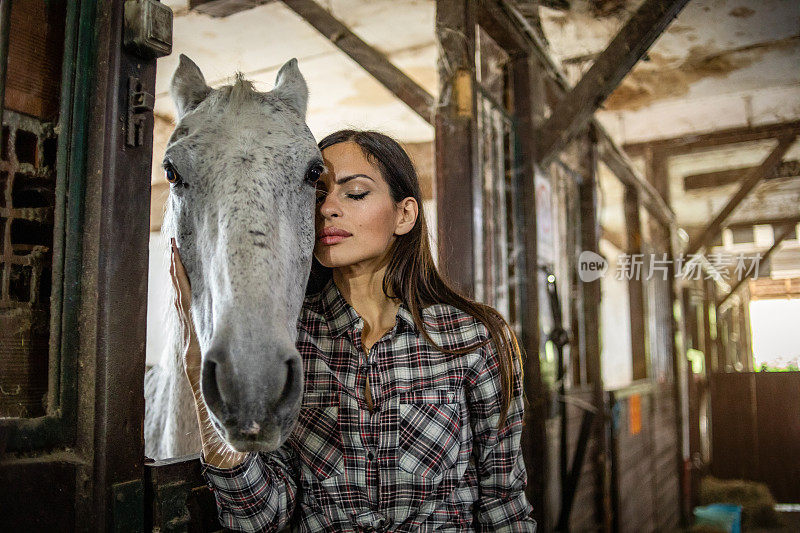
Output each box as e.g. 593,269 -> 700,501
686,135 -> 798,257
500,0 -> 678,227
684,160 -> 800,191
624,121 -> 800,158
533,0 -> 690,166
725,215 -> 800,231
280,0 -> 436,124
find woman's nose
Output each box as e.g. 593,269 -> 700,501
318,193 -> 342,218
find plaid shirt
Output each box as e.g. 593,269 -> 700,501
200,278 -> 536,532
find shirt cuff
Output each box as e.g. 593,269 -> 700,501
199,451 -> 259,489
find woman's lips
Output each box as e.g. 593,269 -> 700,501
318,235 -> 350,245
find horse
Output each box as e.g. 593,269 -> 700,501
144,54 -> 320,460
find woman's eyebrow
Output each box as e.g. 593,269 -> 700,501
335,174 -> 375,185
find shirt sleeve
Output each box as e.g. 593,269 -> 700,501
467,329 -> 538,532
200,445 -> 300,533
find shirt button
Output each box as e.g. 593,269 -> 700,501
367,450 -> 375,461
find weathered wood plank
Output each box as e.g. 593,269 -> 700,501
281,0 -> 435,123
535,0 -> 690,164
684,159 -> 799,190
710,373 -> 758,482
624,120 -> 800,157
755,372 -> 800,503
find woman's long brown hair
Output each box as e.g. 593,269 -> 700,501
308,130 -> 524,427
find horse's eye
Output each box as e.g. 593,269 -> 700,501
165,164 -> 183,186
305,164 -> 323,185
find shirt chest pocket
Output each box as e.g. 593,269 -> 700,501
397,388 -> 462,479
291,391 -> 345,480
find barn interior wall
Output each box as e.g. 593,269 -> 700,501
141,0 -> 800,530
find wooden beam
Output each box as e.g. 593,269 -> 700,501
726,215 -> 800,231
624,120 -> 800,157
597,127 -> 676,228
578,126 -> 612,531
645,145 -> 670,202
190,0 -> 274,17
508,42 -> 548,531
684,160 -> 799,190
475,0 -> 531,56
624,185 -> 648,381
280,0 -> 435,124
686,135 -> 796,256
534,0 -> 689,164
501,0 -> 677,235
434,0 -> 476,296
718,220 -> 800,307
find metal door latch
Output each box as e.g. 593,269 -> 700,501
127,76 -> 155,147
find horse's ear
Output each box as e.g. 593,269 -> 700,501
272,58 -> 308,118
170,54 -> 212,120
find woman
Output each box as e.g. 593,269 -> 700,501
171,130 -> 537,532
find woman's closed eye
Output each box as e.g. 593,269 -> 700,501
315,190 -> 370,203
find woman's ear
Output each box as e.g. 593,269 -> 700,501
394,197 -> 419,236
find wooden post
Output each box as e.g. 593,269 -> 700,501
509,54 -> 549,528
624,185 -> 648,380
645,144 -> 691,525
702,279 -> 716,375
739,296 -> 753,371
644,146 -> 669,204
435,0 -> 477,296
579,125 -> 611,531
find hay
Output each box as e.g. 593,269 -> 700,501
698,476 -> 783,529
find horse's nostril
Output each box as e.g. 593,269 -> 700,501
241,420 -> 261,436
279,360 -> 292,402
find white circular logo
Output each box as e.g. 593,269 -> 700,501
578,251 -> 608,282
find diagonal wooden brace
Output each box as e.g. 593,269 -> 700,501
281,0 -> 435,124
686,135 -> 797,257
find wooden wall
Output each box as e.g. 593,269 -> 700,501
609,383 -> 681,532
710,371 -> 800,503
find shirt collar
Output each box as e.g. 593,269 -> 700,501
321,277 -> 418,338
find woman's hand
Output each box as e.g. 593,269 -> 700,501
170,239 -> 202,395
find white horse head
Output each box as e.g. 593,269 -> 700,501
158,55 -> 319,453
